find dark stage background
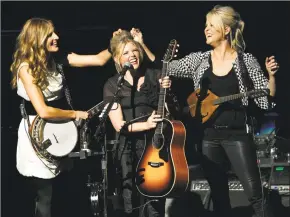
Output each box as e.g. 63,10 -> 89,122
2,1 -> 290,217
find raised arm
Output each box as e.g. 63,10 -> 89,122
67,49 -> 111,67
265,55 -> 279,97
245,53 -> 277,110
167,51 -> 204,79
130,28 -> 156,62
65,29 -> 125,68
19,65 -> 88,120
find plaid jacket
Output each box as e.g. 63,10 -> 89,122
168,50 -> 274,110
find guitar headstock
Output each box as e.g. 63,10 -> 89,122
163,39 -> 179,63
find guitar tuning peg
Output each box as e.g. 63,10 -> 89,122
174,55 -> 177,57
177,44 -> 180,47
176,49 -> 179,53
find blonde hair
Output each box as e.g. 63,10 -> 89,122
207,5 -> 246,52
110,30 -> 144,73
10,18 -> 55,90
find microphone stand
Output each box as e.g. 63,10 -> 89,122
92,73 -> 125,217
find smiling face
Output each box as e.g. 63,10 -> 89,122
46,32 -> 59,52
117,41 -> 142,70
204,15 -> 225,48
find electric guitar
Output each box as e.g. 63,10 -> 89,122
187,88 -> 270,124
136,39 -> 189,197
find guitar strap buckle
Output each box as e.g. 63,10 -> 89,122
212,125 -> 229,129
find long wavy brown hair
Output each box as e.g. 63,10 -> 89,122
10,18 -> 55,90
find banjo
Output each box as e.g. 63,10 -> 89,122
29,101 -> 105,164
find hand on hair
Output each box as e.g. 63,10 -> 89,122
265,56 -> 279,76
130,27 -> 144,44
159,76 -> 172,89
112,28 -> 123,37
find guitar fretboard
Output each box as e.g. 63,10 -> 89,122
156,61 -> 168,134
155,39 -> 177,134
213,89 -> 268,105
87,101 -> 105,117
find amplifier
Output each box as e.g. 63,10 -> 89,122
190,179 -> 251,213
257,157 -> 290,168
190,179 -> 289,214
190,180 -> 244,191
190,180 -> 289,195
269,185 -> 290,194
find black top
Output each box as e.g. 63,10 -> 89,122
103,68 -> 161,122
103,67 -> 162,142
202,55 -> 247,139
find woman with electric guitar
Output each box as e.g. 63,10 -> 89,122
166,5 -> 279,217
10,18 -> 116,217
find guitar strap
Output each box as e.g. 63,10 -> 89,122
20,98 -> 31,128
56,63 -> 74,110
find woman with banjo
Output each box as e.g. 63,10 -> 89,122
9,17 -> 116,217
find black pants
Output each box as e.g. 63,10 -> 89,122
27,177 -> 53,217
201,133 -> 273,217
117,137 -> 164,217
25,172 -> 73,217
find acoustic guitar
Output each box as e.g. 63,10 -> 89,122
136,39 -> 189,198
187,88 -> 270,124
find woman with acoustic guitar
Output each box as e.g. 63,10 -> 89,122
103,30 -> 172,217
166,5 -> 279,217
10,17 -> 117,217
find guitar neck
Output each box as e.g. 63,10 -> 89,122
154,39 -> 178,134
213,89 -> 266,105
155,62 -> 168,134
87,101 -> 105,116
213,92 -> 246,105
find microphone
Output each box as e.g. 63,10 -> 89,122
117,62 -> 133,86
80,121 -> 90,151
119,62 -> 133,76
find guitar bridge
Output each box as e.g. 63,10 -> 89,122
148,162 -> 164,168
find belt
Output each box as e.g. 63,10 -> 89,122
212,125 -> 229,129
211,125 -> 245,130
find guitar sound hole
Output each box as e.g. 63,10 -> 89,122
153,134 -> 164,149
159,147 -> 169,162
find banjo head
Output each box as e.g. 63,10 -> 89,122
42,120 -> 78,157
